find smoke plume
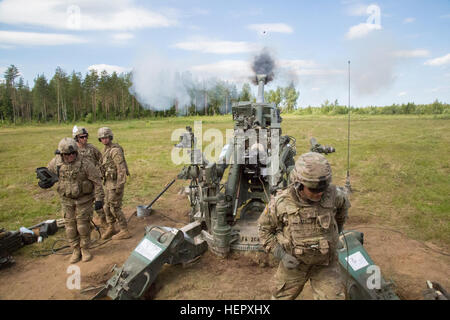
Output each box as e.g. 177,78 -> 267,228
251,48 -> 276,84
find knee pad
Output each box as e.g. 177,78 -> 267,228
77,220 -> 91,236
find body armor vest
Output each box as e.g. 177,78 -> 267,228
279,186 -> 338,266
78,144 -> 100,166
101,143 -> 129,181
56,157 -> 94,199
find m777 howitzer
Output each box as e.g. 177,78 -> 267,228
94,74 -> 399,300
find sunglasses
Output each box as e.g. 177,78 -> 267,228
306,186 -> 327,194
62,151 -> 77,156
78,135 -> 88,139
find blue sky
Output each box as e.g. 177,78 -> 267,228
0,0 -> 449,108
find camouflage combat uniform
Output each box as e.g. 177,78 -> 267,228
73,126 -> 106,224
258,152 -> 350,300
78,144 -> 106,219
47,138 -> 104,263
98,127 -> 131,240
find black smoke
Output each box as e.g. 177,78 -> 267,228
251,48 -> 276,84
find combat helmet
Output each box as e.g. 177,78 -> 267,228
98,127 -> 113,142
290,152 -> 332,191
72,125 -> 89,141
57,137 -> 78,155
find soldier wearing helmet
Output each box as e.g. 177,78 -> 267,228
72,126 -> 107,228
98,127 -> 131,240
258,152 -> 350,300
46,138 -> 104,263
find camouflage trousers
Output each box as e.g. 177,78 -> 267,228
61,198 -> 93,250
270,255 -> 345,300
104,188 -> 128,229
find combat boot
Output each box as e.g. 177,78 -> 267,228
101,224 -> 117,240
112,228 -> 131,240
69,247 -> 81,264
81,248 -> 92,262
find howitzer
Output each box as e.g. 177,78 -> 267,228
35,167 -> 58,189
338,231 -> 399,300
93,221 -> 207,300
98,70 -> 402,300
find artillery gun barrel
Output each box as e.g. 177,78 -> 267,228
256,74 -> 267,103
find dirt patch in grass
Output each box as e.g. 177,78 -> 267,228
1,196 -> 449,300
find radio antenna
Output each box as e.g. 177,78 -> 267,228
345,60 -> 352,193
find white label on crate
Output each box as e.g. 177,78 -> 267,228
345,251 -> 369,271
134,238 -> 162,261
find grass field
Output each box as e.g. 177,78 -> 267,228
0,114 -> 449,247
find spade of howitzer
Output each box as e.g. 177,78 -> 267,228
136,179 -> 176,218
36,167 -> 59,189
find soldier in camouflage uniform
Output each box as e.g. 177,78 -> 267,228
98,127 -> 131,240
73,126 -> 107,228
258,152 -> 350,300
47,138 -> 104,263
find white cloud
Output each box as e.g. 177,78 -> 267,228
403,17 -> 415,24
398,91 -> 407,96
346,3 -> 370,16
0,0 -> 176,31
247,23 -> 294,34
0,30 -> 87,46
173,39 -> 260,54
346,23 -> 382,39
424,53 -> 450,66
429,86 -> 450,93
394,49 -> 430,58
279,59 -> 318,69
111,33 -> 134,41
279,59 -> 344,76
189,58 -> 344,84
311,87 -> 320,91
190,60 -> 251,82
88,64 -> 131,75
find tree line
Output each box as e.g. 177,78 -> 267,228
293,99 -> 450,116
0,64 -> 302,124
1,64 -> 143,124
1,64 -> 447,124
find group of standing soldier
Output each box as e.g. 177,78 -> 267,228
43,126 -> 351,300
46,126 -> 130,263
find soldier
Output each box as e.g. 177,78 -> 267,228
73,126 -> 107,228
47,138 -> 104,263
258,152 -> 350,300
98,127 -> 131,240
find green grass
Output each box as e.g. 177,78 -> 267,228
0,114 -> 449,246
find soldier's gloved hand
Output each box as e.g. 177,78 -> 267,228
94,200 -> 104,211
273,244 -> 299,269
